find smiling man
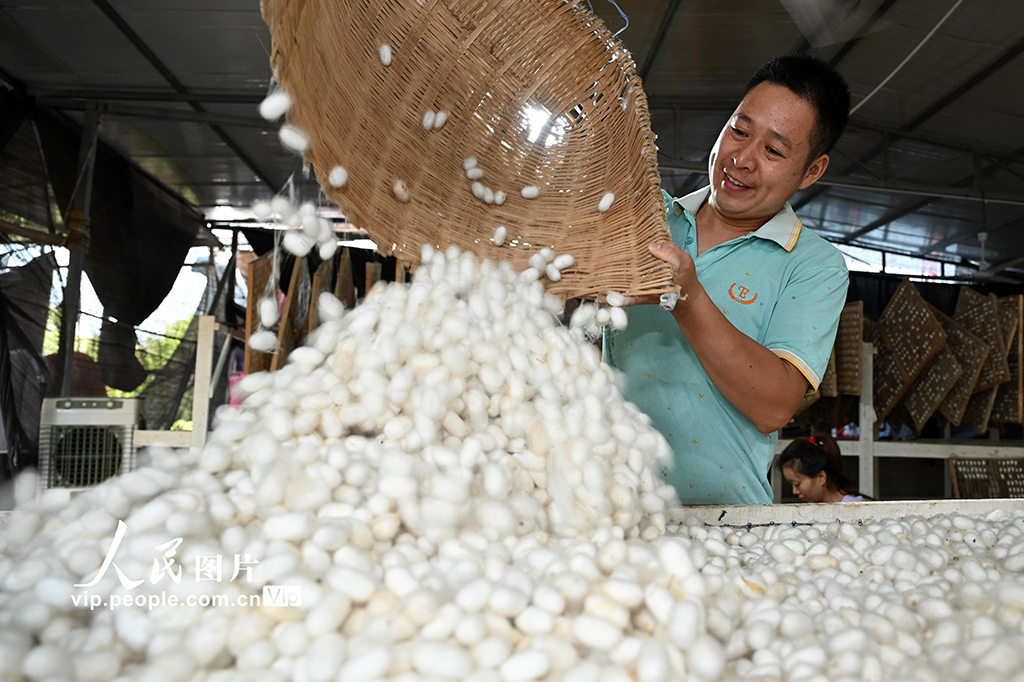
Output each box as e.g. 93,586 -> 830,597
604,55 -> 851,505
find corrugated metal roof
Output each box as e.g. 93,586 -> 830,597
1,0 -> 1022,277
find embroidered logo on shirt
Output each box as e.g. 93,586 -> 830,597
728,283 -> 758,305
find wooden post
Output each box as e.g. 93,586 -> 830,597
396,260 -> 406,284
191,316 -> 216,449
57,106 -> 100,396
859,341 -> 877,499
365,261 -> 382,294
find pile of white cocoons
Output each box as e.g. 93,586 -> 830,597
3,246 -> 1024,682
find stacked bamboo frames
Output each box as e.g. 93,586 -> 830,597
262,0 -> 675,299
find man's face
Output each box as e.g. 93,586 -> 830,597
707,82 -> 828,222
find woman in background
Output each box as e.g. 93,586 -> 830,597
778,433 -> 865,503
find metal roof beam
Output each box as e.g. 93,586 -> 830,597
647,98 -> 1024,167
32,88 -> 266,105
638,0 -> 684,81
915,211 -> 1024,256
37,98 -> 275,129
794,34 -> 1024,210
827,0 -> 899,67
839,197 -> 932,244
90,0 -> 280,193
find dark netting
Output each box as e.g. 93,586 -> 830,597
136,256 -> 234,431
34,110 -> 202,393
0,245 -> 56,473
0,90 -> 55,235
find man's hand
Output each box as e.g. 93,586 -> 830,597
625,242 -> 701,307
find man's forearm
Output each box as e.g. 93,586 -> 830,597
670,285 -> 808,433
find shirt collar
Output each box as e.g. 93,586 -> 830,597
672,186 -> 803,252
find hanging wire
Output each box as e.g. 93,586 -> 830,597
850,0 -> 963,115
605,0 -> 629,37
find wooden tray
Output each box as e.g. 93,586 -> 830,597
992,295 -> 1024,424
955,287 -> 1009,392
878,279 -> 946,383
950,456 -> 1024,499
929,303 -> 990,427
963,386 -> 999,434
836,301 -> 863,395
899,343 -> 962,433
820,350 -> 838,398
870,327 -> 906,423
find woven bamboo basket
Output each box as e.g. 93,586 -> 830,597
261,0 -> 674,299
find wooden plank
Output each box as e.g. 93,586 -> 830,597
992,295 -> 1024,424
306,257 -> 335,336
955,287 -> 1010,392
878,279 -> 946,383
271,256 -> 308,372
191,316 -> 216,449
133,430 -> 192,448
244,252 -> 275,375
365,261 -> 382,294
836,301 -> 863,395
334,247 -> 357,309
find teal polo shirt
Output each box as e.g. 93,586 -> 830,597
604,187 -> 849,505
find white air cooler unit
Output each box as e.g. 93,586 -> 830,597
38,398 -> 140,492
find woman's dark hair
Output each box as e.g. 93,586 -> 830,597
777,433 -> 859,495
744,54 -> 851,166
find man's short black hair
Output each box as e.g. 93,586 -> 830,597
744,54 -> 851,165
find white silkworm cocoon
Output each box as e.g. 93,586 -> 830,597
283,230 -> 315,257
552,254 -> 574,270
338,645 -> 392,682
421,109 -> 436,129
538,247 -> 555,263
493,190 -> 506,205
433,110 -> 449,128
248,330 -> 277,353
500,649 -> 551,682
545,264 -> 561,282
262,512 -> 313,541
572,614 -> 622,651
258,296 -> 279,327
319,239 -> 338,260
610,306 -> 627,330
466,167 -> 484,180
483,187 -> 494,204
606,291 -> 626,307
475,637 -> 512,668
328,165 -> 348,188
668,599 -> 702,649
595,308 -> 611,327
279,123 -> 310,153
521,185 -> 540,199
471,181 -> 485,200
528,253 -> 547,270
393,179 -> 410,202
253,200 -> 273,220
413,642 -> 472,678
492,225 -> 507,246
464,156 -> 478,170
598,191 -> 616,212
378,43 -> 392,65
259,90 -> 292,120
